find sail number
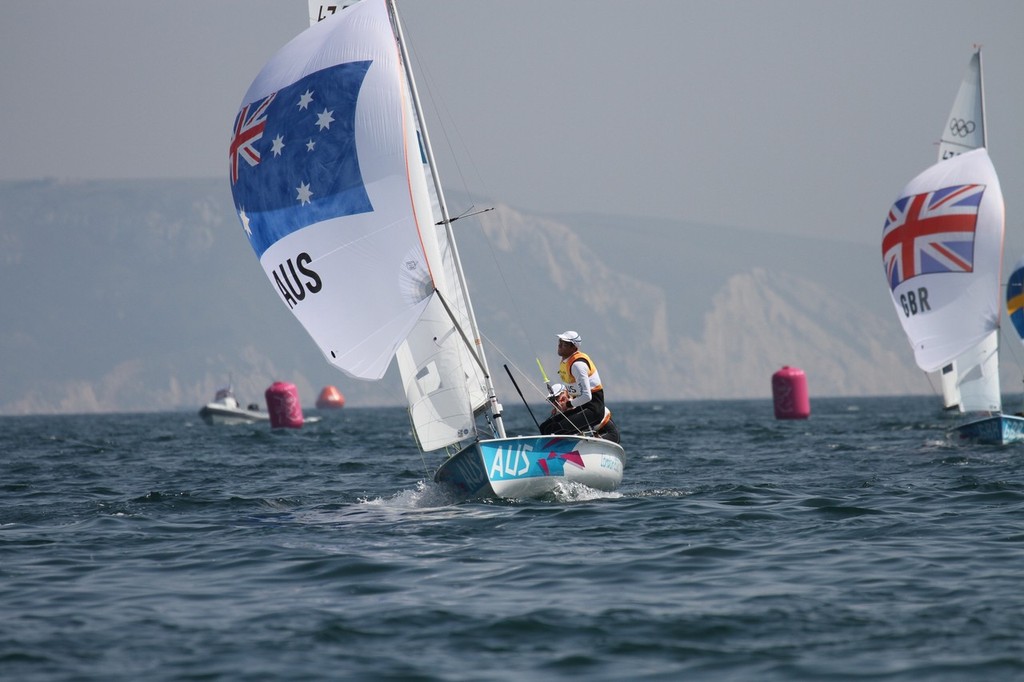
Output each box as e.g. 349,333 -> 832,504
273,252 -> 322,309
313,4 -> 355,22
489,442 -> 535,479
900,287 -> 931,317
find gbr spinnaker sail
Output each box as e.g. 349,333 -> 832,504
882,148 -> 1005,412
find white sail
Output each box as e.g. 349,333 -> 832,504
953,330 -> 1001,413
230,0 -> 436,381
935,49 -> 987,409
938,364 -> 959,410
233,0 -> 492,449
938,50 -> 986,161
387,2 -> 491,449
882,149 -> 1004,406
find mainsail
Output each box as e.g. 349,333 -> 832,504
938,50 -> 986,161
882,148 -> 1005,412
936,49 -> 987,409
231,0 -> 494,450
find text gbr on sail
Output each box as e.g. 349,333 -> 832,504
900,287 -> 930,317
273,252 -> 322,309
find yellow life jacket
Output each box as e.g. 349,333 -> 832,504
558,350 -> 603,398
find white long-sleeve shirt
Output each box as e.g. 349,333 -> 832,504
566,359 -> 593,409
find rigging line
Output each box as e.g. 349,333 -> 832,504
398,21 -> 544,370
435,206 -> 494,226
504,365 -> 541,431
398,16 -> 484,204
432,199 -> 546,373
923,369 -> 941,401
474,206 -> 548,368
479,330 -> 548,400
416,450 -> 432,481
432,289 -> 489,378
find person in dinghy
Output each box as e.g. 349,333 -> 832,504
539,330 -> 620,443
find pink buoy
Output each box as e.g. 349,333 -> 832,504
265,381 -> 304,428
772,366 -> 810,420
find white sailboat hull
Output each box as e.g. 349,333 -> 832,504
435,435 -> 626,500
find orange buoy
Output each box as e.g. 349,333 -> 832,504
316,385 -> 346,409
265,381 -> 304,428
772,366 -> 810,420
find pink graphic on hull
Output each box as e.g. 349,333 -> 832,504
536,450 -> 585,476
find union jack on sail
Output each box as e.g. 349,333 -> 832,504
882,183 -> 985,291
229,93 -> 276,184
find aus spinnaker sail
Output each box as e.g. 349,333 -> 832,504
231,0 -> 489,451
230,1 -> 433,381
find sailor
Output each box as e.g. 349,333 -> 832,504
539,331 -> 619,442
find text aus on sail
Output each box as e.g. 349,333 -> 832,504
273,252 -> 323,309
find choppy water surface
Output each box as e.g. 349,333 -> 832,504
3,397 -> 1023,680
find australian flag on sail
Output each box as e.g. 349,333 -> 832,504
881,183 -> 985,291
229,61 -> 373,258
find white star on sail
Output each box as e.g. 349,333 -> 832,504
297,90 -> 314,110
271,135 -> 285,156
316,108 -> 335,131
239,209 -> 252,237
296,182 -> 313,205
306,139 -> 316,151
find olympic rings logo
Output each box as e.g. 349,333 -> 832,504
949,118 -> 976,137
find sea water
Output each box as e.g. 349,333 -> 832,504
2,396 -> 1023,681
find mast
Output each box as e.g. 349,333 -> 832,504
977,48 -> 987,148
386,0 -> 506,438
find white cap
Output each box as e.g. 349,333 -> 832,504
556,330 -> 582,345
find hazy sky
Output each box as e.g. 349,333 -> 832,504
2,1 -> 1022,245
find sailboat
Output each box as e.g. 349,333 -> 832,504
1006,259 -> 1024,389
882,144 -> 1023,444
229,0 -> 626,497
934,49 -> 988,412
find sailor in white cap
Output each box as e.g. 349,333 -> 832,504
539,330 -> 617,441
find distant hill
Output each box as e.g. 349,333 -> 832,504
0,178 -> 944,415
